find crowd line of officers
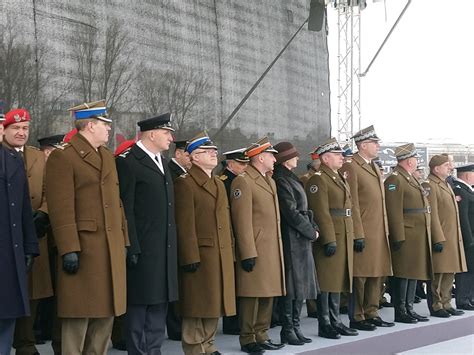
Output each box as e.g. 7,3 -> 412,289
1,100 -> 473,355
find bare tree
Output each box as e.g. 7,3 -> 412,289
137,67 -> 210,133
73,20 -> 136,111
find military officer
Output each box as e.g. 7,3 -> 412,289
45,100 -> 129,354
384,143 -> 432,324
0,115 -> 39,355
174,132 -> 236,355
423,155 -> 467,318
453,164 -> 474,310
299,150 -> 320,187
231,137 -> 285,354
219,148 -> 249,336
340,126 -> 394,331
305,137 -> 358,339
2,108 -> 54,355
38,134 -> 65,159
114,139 -> 135,157
168,139 -> 191,181
116,113 -> 179,354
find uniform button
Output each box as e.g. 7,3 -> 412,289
168,203 -> 171,206
11,203 -> 15,206
221,246 -> 224,249
168,245 -> 171,248
31,196 -> 35,199
14,244 -> 18,248
168,224 -> 171,227
107,227 -> 112,231
104,204 -> 109,208
12,223 -> 16,227
165,182 -> 168,185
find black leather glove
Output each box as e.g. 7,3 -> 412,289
433,242 -> 444,253
25,254 -> 35,273
354,238 -> 365,252
392,240 -> 404,251
127,254 -> 139,268
63,252 -> 79,274
324,242 -> 337,257
32,210 -> 50,238
241,258 -> 256,272
182,262 -> 200,273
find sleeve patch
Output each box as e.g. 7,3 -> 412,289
388,184 -> 397,191
309,185 -> 319,194
233,189 -> 242,199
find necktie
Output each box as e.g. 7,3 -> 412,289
155,155 -> 164,174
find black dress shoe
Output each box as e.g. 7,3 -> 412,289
446,308 -> 464,316
333,323 -> 359,336
258,339 -> 284,350
367,316 -> 395,327
349,320 -> 376,331
380,301 -> 394,308
112,341 -> 127,351
414,295 -> 422,303
210,352 -> 222,355
408,311 -> 429,322
394,312 -> 418,324
319,324 -> 341,339
457,303 -> 474,311
241,342 -> 265,354
430,309 -> 451,318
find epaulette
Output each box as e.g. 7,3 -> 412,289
314,171 -> 322,175
118,149 -> 131,158
239,172 -> 247,177
55,142 -> 70,150
219,175 -> 228,181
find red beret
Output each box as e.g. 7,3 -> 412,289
3,109 -> 31,128
63,128 -> 78,143
114,139 -> 135,156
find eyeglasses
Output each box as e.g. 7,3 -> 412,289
194,149 -> 218,156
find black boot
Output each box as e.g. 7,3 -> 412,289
329,293 -> 358,336
293,300 -> 312,343
406,279 -> 429,322
393,278 -> 417,323
317,293 -> 340,339
278,297 -> 304,346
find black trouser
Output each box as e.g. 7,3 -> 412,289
392,277 -> 417,316
455,272 -> 474,307
316,292 -> 341,327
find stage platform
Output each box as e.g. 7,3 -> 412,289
27,299 -> 474,354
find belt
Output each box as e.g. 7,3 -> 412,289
403,206 -> 431,214
330,208 -> 352,217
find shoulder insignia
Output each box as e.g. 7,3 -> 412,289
392,171 -> 398,176
179,173 -> 189,179
233,188 -> 242,199
388,184 -> 397,191
239,172 -> 247,177
309,184 -> 318,194
56,142 -> 70,150
118,150 -> 131,158
219,175 -> 228,181
315,171 -> 322,175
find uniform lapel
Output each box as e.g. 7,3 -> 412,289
354,153 -> 378,178
189,165 -> 217,198
4,147 -> 20,180
99,146 -> 113,180
247,165 -> 273,195
132,145 -> 162,175
24,146 -> 38,176
70,134 -> 102,171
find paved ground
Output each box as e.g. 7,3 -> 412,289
14,299 -> 474,354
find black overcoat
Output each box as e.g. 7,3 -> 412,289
453,178 -> 474,272
273,164 -> 319,299
0,145 -> 39,318
116,144 -> 178,304
168,158 -> 187,181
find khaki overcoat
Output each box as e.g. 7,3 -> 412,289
305,164 -> 354,293
423,174 -> 467,273
299,169 -> 316,187
230,165 -> 285,298
340,153 -> 392,277
174,165 -> 236,318
384,166 -> 432,280
24,146 -> 53,299
45,133 -> 129,318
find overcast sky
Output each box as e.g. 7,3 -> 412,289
327,0 -> 473,145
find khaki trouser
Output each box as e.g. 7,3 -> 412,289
61,317 -> 113,355
431,273 -> 455,311
239,297 -> 273,346
352,277 -> 382,322
181,317 -> 218,355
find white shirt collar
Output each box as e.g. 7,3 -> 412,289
455,177 -> 474,192
171,158 -> 186,173
137,140 -> 163,172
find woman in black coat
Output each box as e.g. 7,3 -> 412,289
273,142 -> 319,345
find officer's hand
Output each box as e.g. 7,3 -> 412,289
324,242 -> 337,257
392,240 -> 404,251
182,262 -> 200,273
354,239 -> 365,252
433,242 -> 444,253
32,210 -> 50,238
25,254 -> 35,273
127,254 -> 139,268
241,258 -> 256,272
63,252 -> 79,274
